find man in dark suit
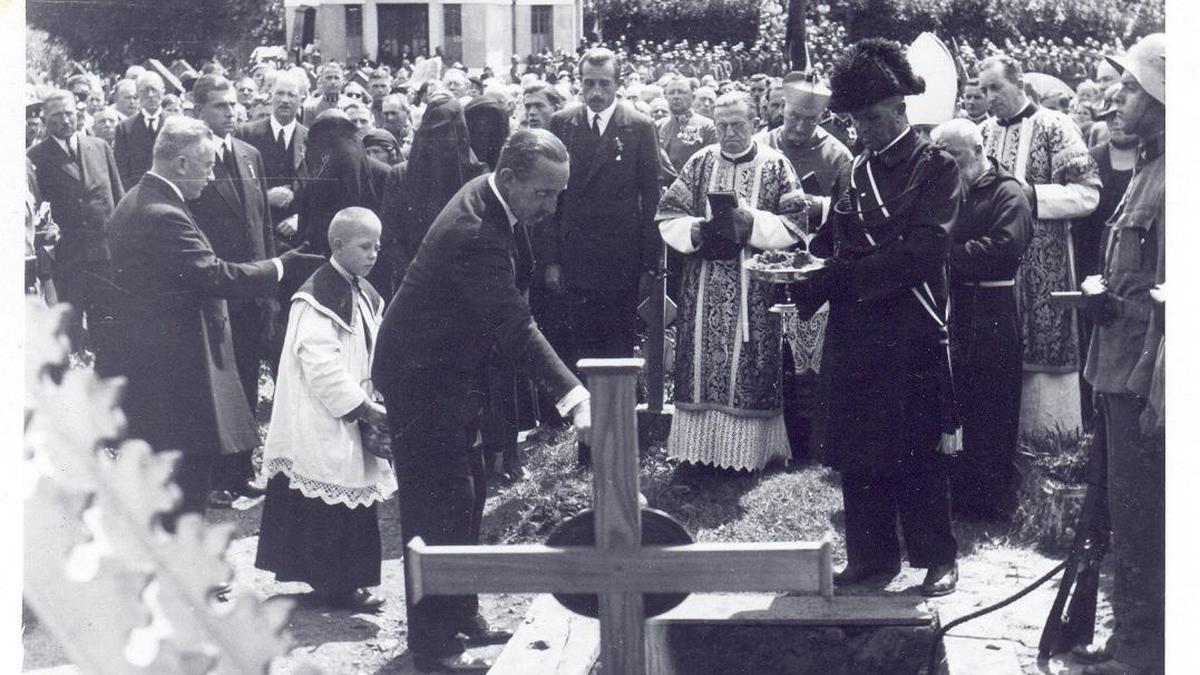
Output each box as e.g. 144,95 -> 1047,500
236,70 -> 311,380
96,116 -> 324,521
373,129 -> 592,673
113,71 -> 166,188
236,70 -> 308,242
27,90 -> 125,350
188,74 -> 278,503
545,48 -> 662,367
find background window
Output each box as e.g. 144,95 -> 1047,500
531,5 -> 554,54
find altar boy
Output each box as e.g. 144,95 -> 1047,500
255,207 -> 397,610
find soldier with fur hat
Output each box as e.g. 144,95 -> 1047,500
793,37 -> 963,597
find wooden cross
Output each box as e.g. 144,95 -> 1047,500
407,359 -> 834,675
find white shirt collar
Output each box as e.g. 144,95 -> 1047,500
329,256 -> 355,284
270,115 -> 297,144
53,133 -> 77,156
217,134 -> 234,159
587,99 -> 619,136
487,173 -> 518,227
142,108 -> 161,122
877,126 -> 912,155
145,170 -> 185,202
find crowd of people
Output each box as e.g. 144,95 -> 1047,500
25,23 -> 1165,675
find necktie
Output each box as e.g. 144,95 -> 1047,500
592,113 -> 601,137
147,116 -> 158,134
65,138 -> 77,164
277,128 -> 288,156
223,142 -> 239,178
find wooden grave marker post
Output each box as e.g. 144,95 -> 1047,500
637,243 -> 675,448
407,358 -> 834,675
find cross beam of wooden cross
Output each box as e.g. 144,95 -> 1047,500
407,358 -> 833,675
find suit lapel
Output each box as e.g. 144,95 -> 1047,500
292,126 -> 306,172
580,105 -> 624,188
53,139 -> 83,183
212,159 -> 243,214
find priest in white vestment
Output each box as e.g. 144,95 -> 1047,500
977,55 -> 1101,433
657,92 -> 807,471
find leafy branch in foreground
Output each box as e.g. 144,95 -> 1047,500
23,301 -> 296,674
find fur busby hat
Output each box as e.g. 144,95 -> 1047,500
829,38 -> 926,113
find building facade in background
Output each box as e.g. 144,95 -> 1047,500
285,0 -> 581,70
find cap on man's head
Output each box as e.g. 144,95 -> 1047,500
1105,33 -> 1165,105
781,72 -> 831,114
829,38 -> 925,113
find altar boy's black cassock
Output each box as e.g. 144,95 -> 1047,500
372,174 -> 579,658
796,127 -> 962,571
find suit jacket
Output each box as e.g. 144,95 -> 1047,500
547,101 -> 662,292
373,175 -> 579,416
656,112 -> 718,174
27,135 -> 124,265
113,110 -> 159,189
96,173 -> 279,458
188,138 -> 275,265
235,117 -> 308,190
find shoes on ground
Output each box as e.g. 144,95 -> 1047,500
920,562 -> 958,597
316,588 -> 385,613
832,562 -> 901,586
206,489 -> 235,509
412,651 -> 493,673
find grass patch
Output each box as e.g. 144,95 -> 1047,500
484,424 -> 1093,562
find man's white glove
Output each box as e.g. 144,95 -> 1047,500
938,427 -> 963,456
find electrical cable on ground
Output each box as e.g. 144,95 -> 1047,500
926,560 -> 1068,674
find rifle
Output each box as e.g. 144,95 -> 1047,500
1038,410 -> 1111,658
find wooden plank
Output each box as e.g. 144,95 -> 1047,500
586,366 -> 643,555
584,363 -> 646,675
647,594 -> 936,627
406,542 -> 832,599
490,594 -> 599,675
601,592 -> 646,675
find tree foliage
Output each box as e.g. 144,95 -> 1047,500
27,0 -> 285,72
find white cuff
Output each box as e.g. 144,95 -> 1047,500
748,208 -> 802,250
556,385 -> 590,417
658,217 -> 703,254
816,196 -> 831,227
272,258 -> 284,281
1035,183 -> 1100,220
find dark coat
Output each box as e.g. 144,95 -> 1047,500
27,135 -> 124,265
799,129 -> 962,475
235,117 -> 308,191
373,175 -> 579,422
187,138 -> 277,403
97,173 -> 279,458
948,159 -> 1032,284
546,101 -> 662,291
113,111 -> 159,189
188,138 -> 275,265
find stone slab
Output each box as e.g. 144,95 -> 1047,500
489,594 -> 599,675
493,593 -> 943,675
645,594 -> 941,675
